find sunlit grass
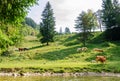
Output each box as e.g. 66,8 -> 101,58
0,33 -> 120,73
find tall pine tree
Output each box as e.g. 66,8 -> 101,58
40,2 -> 55,45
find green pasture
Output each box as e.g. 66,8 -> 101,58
0,33 -> 120,73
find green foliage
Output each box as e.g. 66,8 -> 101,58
96,9 -> 103,32
39,2 -> 55,45
0,23 -> 38,50
1,50 -> 13,56
102,0 -> 114,28
75,10 -> 98,33
0,24 -> 25,47
0,0 -> 38,24
102,0 -> 120,40
75,10 -> 98,46
0,29 -> 13,49
0,0 -> 38,51
21,25 -> 37,36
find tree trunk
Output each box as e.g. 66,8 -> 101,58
99,20 -> 102,32
47,42 -> 49,45
83,32 -> 86,47
83,40 -> 86,47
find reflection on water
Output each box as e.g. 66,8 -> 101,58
0,76 -> 120,81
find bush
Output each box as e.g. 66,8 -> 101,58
1,50 -> 13,56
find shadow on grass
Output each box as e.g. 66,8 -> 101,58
29,45 -> 46,50
86,44 -> 120,62
105,46 -> 120,61
89,32 -> 105,44
33,46 -> 80,61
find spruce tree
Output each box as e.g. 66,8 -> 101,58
40,2 -> 55,45
65,27 -> 71,34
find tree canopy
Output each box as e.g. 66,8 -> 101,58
102,0 -> 120,40
0,0 -> 38,24
0,0 -> 38,51
75,10 -> 98,46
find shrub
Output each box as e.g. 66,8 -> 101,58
1,50 -> 13,56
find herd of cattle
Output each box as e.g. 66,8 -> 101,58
16,47 -> 106,64
77,47 -> 106,64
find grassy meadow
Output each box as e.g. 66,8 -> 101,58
0,32 -> 120,73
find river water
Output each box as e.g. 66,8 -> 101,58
0,76 -> 120,81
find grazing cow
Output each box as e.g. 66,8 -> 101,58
77,47 -> 88,53
77,48 -> 82,52
96,56 -> 106,63
93,48 -> 104,52
91,60 -> 96,63
81,47 -> 88,52
18,48 -> 29,51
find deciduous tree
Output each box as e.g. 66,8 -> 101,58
75,10 -> 98,46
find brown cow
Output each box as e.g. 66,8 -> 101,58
96,56 -> 106,63
93,48 -> 104,52
18,48 -> 29,51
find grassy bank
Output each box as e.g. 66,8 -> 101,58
0,33 -> 120,73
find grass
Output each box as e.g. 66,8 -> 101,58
0,33 -> 120,73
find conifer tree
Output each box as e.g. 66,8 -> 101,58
65,27 -> 71,34
40,2 -> 55,45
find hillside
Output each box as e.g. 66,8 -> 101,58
0,33 -> 120,73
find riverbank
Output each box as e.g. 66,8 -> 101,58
0,72 -> 120,77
